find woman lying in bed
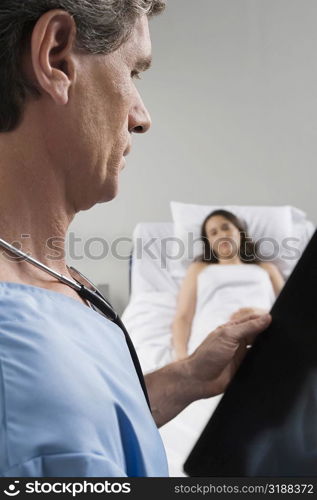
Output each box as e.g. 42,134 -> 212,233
172,209 -> 284,360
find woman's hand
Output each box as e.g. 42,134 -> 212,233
173,348 -> 188,361
174,351 -> 188,361
230,307 -> 268,322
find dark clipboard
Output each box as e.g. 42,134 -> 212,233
184,230 -> 317,476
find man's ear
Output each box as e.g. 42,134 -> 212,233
30,9 -> 78,105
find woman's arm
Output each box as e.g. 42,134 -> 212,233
146,313 -> 271,427
172,262 -> 204,360
259,262 -> 284,296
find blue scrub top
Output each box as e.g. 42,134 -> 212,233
0,282 -> 169,477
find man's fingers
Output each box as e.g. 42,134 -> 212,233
232,312 -> 269,325
222,313 -> 272,345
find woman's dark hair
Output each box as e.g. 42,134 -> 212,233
196,209 -> 259,264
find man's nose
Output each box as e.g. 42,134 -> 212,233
128,97 -> 152,134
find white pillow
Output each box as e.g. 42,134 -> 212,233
170,201 -> 315,279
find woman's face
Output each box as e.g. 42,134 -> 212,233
204,215 -> 241,260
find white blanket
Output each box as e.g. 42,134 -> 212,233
189,264 -> 276,353
122,291 -> 176,373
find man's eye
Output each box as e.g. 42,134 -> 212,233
131,71 -> 142,80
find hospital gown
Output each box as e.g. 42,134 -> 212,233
0,282 -> 168,477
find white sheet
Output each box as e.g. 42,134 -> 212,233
122,291 -> 176,373
189,264 -> 276,353
159,395 -> 223,477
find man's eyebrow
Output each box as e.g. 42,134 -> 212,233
134,56 -> 152,72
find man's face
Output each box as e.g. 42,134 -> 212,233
52,15 -> 152,210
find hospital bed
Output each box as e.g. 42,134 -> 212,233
122,202 -> 315,476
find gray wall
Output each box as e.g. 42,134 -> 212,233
69,0 -> 317,313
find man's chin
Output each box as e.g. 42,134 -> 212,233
98,181 -> 119,204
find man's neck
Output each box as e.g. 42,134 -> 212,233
0,151 -> 75,284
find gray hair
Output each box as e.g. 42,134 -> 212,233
0,0 -> 166,132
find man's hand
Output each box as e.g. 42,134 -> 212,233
186,313 -> 272,400
145,313 -> 272,427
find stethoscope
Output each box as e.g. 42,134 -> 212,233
0,237 -> 151,410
